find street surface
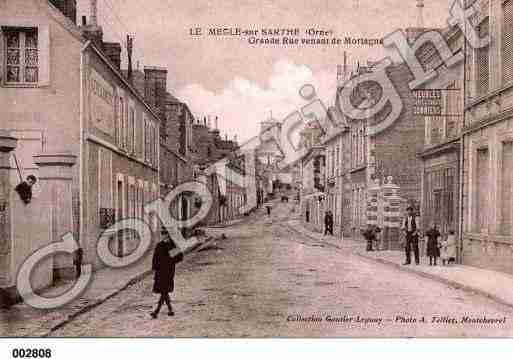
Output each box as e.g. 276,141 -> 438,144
51,202 -> 513,337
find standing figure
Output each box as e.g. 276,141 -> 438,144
151,238 -> 184,319
73,246 -> 84,279
14,175 -> 37,205
425,223 -> 441,266
362,224 -> 379,251
324,210 -> 334,236
440,230 -> 457,266
402,206 -> 420,265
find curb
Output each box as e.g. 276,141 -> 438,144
356,252 -> 513,312
38,235 -> 217,337
285,221 -> 513,312
284,222 -> 356,251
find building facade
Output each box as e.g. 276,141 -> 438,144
0,0 -> 160,301
461,0 -> 513,273
418,25 -> 465,250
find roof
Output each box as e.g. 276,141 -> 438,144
85,42 -> 161,123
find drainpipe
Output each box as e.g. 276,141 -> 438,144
80,41 -> 91,247
458,23 -> 467,264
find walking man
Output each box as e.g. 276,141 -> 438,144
324,210 -> 334,236
403,206 -> 420,265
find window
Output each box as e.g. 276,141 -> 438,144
144,118 -> 149,163
129,107 -> 135,154
118,97 -> 124,148
476,18 -> 489,97
475,147 -> 490,232
4,28 -> 38,84
500,142 -> 513,235
503,0 -> 513,84
445,82 -> 461,139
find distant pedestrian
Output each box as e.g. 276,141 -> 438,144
402,206 -> 420,265
265,203 -> 272,217
425,222 -> 441,266
73,246 -> 84,279
440,230 -> 457,266
151,238 -> 183,319
15,175 -> 37,205
324,211 -> 334,236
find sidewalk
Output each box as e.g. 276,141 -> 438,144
288,219 -> 513,310
0,234 -> 215,337
286,219 -> 364,252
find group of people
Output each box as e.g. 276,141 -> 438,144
358,206 -> 457,266
402,206 -> 456,266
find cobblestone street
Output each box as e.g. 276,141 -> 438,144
50,203 -> 513,337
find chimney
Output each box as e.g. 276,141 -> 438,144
91,0 -> 98,27
204,117 -> 207,126
144,67 -> 168,112
215,116 -> 219,129
103,42 -> 122,70
416,0 -> 425,29
49,0 -> 77,24
81,0 -> 103,49
127,35 -> 133,82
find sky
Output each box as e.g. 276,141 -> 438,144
76,0 -> 454,142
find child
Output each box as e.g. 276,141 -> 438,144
440,230 -> 457,266
425,223 -> 441,266
362,224 -> 379,252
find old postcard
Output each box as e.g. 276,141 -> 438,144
1,0 -> 513,343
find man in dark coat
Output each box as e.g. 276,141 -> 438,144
151,238 -> 184,319
73,246 -> 84,279
324,211 -> 334,236
402,206 -> 420,265
15,175 -> 37,205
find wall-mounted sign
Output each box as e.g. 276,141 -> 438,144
413,89 -> 442,116
90,69 -> 115,136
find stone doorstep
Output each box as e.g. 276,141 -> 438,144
3,235 -> 217,337
357,250 -> 513,312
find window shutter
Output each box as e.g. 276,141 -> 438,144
38,24 -> 50,86
0,28 -> 4,84
503,0 -> 513,84
476,18 -> 489,97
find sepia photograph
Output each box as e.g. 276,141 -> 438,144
2,0 -> 513,348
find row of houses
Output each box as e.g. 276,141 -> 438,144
0,0 -> 255,305
296,0 -> 513,275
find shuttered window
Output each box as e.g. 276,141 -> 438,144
476,18 -> 489,97
501,142 -> 513,235
475,148 -> 490,233
503,0 -> 513,84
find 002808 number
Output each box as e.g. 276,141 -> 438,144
11,348 -> 52,358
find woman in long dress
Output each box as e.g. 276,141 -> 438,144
150,238 -> 183,319
425,223 -> 441,266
